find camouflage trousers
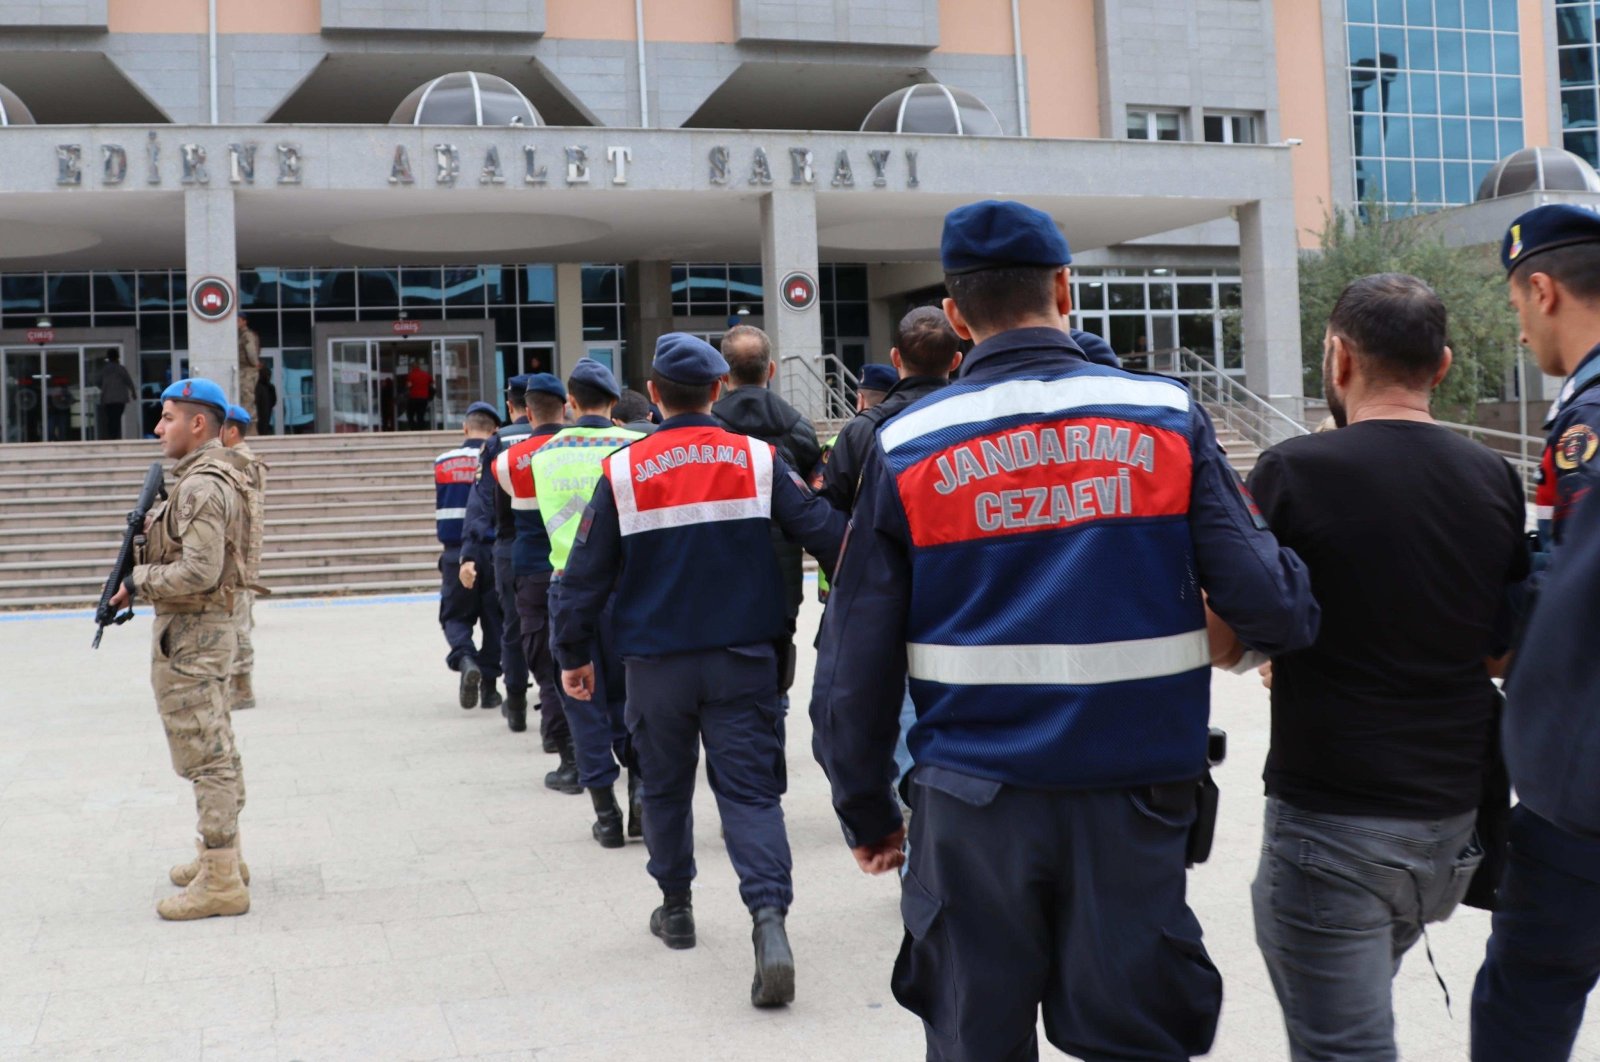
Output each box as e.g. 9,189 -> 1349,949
237,369 -> 257,422
151,611 -> 245,849
231,590 -> 254,678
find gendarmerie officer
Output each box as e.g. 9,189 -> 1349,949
552,335 -> 845,1007
810,200 -> 1319,1059
489,374 -> 576,773
435,402 -> 505,707
532,359 -> 645,845
460,375 -> 535,714
1471,205 -> 1600,1061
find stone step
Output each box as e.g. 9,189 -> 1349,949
2,575 -> 438,612
2,499 -> 424,529
0,468 -> 427,498
0,530 -> 435,564
0,483 -> 430,516
0,558 -> 439,602
0,512 -> 435,542
0,453 -> 441,485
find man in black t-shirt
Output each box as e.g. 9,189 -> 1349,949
1238,274 -> 1528,1061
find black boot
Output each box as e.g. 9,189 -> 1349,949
503,689 -> 526,731
650,891 -> 695,950
589,786 -> 625,849
458,658 -> 481,710
483,683 -> 506,712
544,737 -> 581,795
542,733 -> 559,754
750,907 -> 795,1007
627,770 -> 643,839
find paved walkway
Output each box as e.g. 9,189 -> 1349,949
1,592 -> 1596,1061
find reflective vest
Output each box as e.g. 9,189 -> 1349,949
603,424 -> 785,656
531,424 -> 645,573
493,433 -> 559,575
881,368 -> 1209,789
433,441 -> 482,546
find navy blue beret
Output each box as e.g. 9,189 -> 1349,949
464,400 -> 501,423
859,364 -> 898,391
941,199 -> 1072,275
653,333 -> 729,385
506,374 -> 531,398
161,378 -> 228,417
569,357 -> 621,399
225,404 -> 251,426
1503,204 -> 1600,274
523,372 -> 566,400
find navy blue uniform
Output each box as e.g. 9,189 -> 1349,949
435,438 -> 502,680
552,414 -> 844,912
1533,344 -> 1600,567
811,327 -> 1319,1060
463,417 -> 533,696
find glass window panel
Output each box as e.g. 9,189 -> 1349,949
1566,128 -> 1600,165
1499,118 -> 1524,154
1440,73 -> 1468,114
1379,26 -> 1406,69
487,307 -> 519,346
1470,159 -> 1495,195
1386,73 -> 1410,112
1468,74 -> 1496,116
520,265 -> 555,305
278,311 -> 310,348
1219,283 -> 1242,311
481,266 -> 511,305
245,313 -> 277,348
45,274 -> 90,314
399,268 -> 442,305
1466,31 -> 1494,74
277,269 -> 313,308
442,268 -> 487,307
1443,160 -> 1474,202
1077,281 -> 1105,311
1558,6 -> 1593,46
1353,114 -> 1380,156
1355,157 -> 1383,200
1108,284 -> 1146,310
94,311 -> 135,330
1349,0 -> 1376,20
1406,0 -> 1432,24
1411,72 -> 1439,112
581,265 -> 619,303
832,265 -> 868,301
1377,0 -> 1404,22
355,268 -> 399,307
1149,283 -> 1174,310
1464,0 -> 1492,28
92,273 -> 136,313
670,265 -> 689,315
1232,115 -> 1256,144
137,312 -> 170,351
1075,315 -> 1105,339
1564,87 -> 1598,128
1496,76 -> 1523,118
1408,28 -> 1436,69
311,269 -> 355,309
1149,317 -> 1177,350
1348,23 -> 1379,66
582,305 -> 618,340
1178,315 -> 1215,358
728,265 -> 764,302
1414,116 -> 1442,156
1204,114 -> 1224,143
1126,109 -> 1149,139
1385,160 -> 1415,202
1442,117 -> 1470,156
315,308 -> 355,324
172,316 -> 187,351
1177,284 -> 1214,310
836,304 -> 869,337
2,274 -> 43,314
1493,31 -> 1521,74
1108,317 -> 1143,360
1436,0 -> 1463,26
1438,30 -> 1465,71
901,88 -> 961,135
520,305 -> 555,342
1415,160 -> 1445,202
1562,45 -> 1597,87
1386,116 -> 1413,156
1470,118 -> 1498,157
1154,112 -> 1181,141
1491,0 -> 1517,30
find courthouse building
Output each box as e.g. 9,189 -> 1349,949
0,0 -> 1571,441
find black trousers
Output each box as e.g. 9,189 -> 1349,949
98,403 -> 125,440
514,570 -> 566,745
493,545 -> 526,695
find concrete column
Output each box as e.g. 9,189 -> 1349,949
182,187 -> 237,391
624,261 -> 674,389
1238,197 -> 1304,420
554,262 -> 585,380
759,189 -> 823,417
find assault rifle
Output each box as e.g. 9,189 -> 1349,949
91,461 -> 166,649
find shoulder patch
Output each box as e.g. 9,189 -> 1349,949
1555,423 -> 1600,471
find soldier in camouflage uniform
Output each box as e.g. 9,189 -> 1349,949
237,315 -> 260,423
220,404 -> 266,711
107,378 -> 252,921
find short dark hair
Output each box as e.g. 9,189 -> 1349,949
650,369 -> 717,413
943,266 -> 1059,335
1511,242 -> 1600,302
721,325 -> 772,386
567,379 -> 614,411
1327,273 -> 1448,386
525,392 -> 566,423
613,388 -> 650,424
895,306 -> 961,376
464,410 -> 500,433
170,400 -> 222,435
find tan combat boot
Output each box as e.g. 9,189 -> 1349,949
157,846 -> 250,921
231,673 -> 256,711
170,837 -> 250,887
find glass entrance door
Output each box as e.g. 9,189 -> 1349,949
0,344 -> 121,443
433,338 -> 480,428
330,339 -> 377,433
327,335 -> 482,433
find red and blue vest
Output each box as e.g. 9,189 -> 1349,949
603,424 -> 786,656
880,367 -> 1212,788
433,440 -> 483,546
493,432 -> 559,575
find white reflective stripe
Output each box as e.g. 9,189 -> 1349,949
509,496 -> 540,511
881,375 -> 1190,453
906,629 -> 1210,686
492,451 -> 513,495
435,507 -> 467,521
609,452 -> 638,521
749,435 -> 775,502
544,493 -> 587,534
435,445 -> 479,463
1536,505 -> 1554,519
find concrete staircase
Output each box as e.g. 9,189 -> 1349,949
0,431 -> 456,610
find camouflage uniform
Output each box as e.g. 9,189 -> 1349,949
237,326 -> 260,423
219,440 -> 267,708
132,438 -> 251,850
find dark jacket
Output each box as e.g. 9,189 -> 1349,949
819,375 -> 951,512
713,385 -> 824,621
98,361 -> 136,405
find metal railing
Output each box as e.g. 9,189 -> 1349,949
1434,419 -> 1541,497
1132,348 -> 1310,451
778,353 -> 860,424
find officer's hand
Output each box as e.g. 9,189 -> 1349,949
459,561 -> 477,589
108,584 -> 130,610
562,664 -> 595,701
1258,661 -> 1273,689
852,827 -> 907,875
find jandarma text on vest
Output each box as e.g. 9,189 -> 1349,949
635,444 -> 750,483
931,423 -> 1158,494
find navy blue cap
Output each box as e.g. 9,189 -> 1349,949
1502,204 -> 1600,274
160,378 -> 229,417
941,199 -> 1072,276
523,372 -> 566,400
506,373 -> 531,397
464,400 -> 501,423
224,404 -> 251,425
859,364 -> 897,391
568,357 -> 621,399
652,333 -> 729,385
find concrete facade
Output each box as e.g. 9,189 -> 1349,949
0,0 -> 105,29
735,0 -> 939,50
320,0 -> 545,36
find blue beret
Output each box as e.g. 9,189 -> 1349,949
224,404 -> 251,425
859,364 -> 898,391
941,199 -> 1072,275
523,372 -> 566,400
652,333 -> 729,385
568,357 -> 621,399
464,400 -> 501,423
1502,204 -> 1600,274
505,374 -> 531,396
1069,329 -> 1121,368
160,378 -> 228,416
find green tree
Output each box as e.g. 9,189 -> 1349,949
1300,205 -> 1520,417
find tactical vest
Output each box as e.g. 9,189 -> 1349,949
493,432 -> 559,575
880,367 -> 1210,789
530,424 -> 644,573
218,443 -> 267,581
142,449 -> 253,614
434,442 -> 481,546
602,424 -> 785,656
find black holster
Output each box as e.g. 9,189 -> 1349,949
1185,728 -> 1228,867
